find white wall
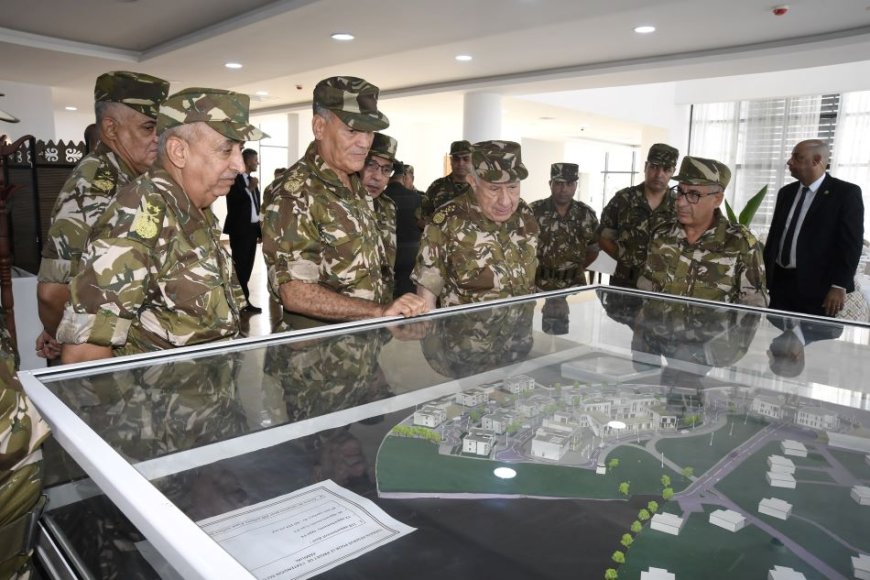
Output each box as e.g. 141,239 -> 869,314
54,109 -> 95,144
0,80 -> 55,141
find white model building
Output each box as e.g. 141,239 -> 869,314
530,425 -> 573,461
413,404 -> 447,428
795,406 -> 840,431
482,411 -> 518,435
781,440 -> 808,457
455,388 -> 489,407
461,428 -> 496,456
640,567 -> 676,580
850,485 -> 870,505
503,374 -> 535,394
709,509 -> 747,532
650,512 -> 685,535
751,394 -> 785,420
767,455 -> 796,474
767,565 -> 806,580
766,471 -> 797,489
853,553 -> 870,580
758,497 -> 793,520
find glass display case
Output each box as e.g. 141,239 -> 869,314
19,287 -> 870,580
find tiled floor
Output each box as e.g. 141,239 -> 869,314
239,246 -> 274,338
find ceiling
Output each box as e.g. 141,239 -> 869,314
3,0 -> 870,118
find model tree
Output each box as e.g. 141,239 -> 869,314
604,568 -> 618,580
662,487 -> 674,501
620,534 -> 633,549
682,466 -> 694,480
647,500 -> 659,514
612,551 -> 625,564
638,508 -> 650,522
660,474 -> 671,488
608,458 -> 620,471
618,481 -> 630,496
630,520 -> 643,534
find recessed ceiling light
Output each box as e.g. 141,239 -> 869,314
455,54 -> 473,62
634,25 -> 656,34
331,33 -> 354,41
225,62 -> 243,69
64,106 -> 78,111
255,90 -> 269,96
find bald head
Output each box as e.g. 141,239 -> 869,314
787,139 -> 830,185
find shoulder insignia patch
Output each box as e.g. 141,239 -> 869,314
282,174 -> 305,195
132,200 -> 161,239
433,210 -> 446,225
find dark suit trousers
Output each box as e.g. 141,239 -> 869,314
229,225 -> 259,302
769,265 -> 825,316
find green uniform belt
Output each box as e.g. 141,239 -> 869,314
0,495 -> 46,562
537,266 -> 580,282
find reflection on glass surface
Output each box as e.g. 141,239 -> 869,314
35,287 -> 870,579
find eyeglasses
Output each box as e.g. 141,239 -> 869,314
365,158 -> 393,177
671,186 -> 720,204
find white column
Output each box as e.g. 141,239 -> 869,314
463,92 -> 502,143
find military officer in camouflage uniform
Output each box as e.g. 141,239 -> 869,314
360,132 -> 399,296
598,143 -> 679,288
261,76 -> 427,330
0,313 -> 50,579
413,140 -> 539,308
57,88 -> 265,362
637,156 -> 768,307
421,140 -> 473,222
36,71 -> 170,360
531,162 -> 600,290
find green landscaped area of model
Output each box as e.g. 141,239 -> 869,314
793,469 -> 836,483
619,506 -> 825,580
828,448 -> 870,480
654,415 -> 768,473
376,437 -> 686,499
717,439 -> 870,578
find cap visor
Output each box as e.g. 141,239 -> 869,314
334,110 -> 389,132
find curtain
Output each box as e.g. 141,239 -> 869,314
831,90 -> 870,241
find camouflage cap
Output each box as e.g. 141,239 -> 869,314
369,132 -> 398,161
157,88 -> 267,141
471,140 -> 528,183
672,156 -> 731,190
313,76 -> 389,131
94,71 -> 170,120
450,140 -> 472,156
647,143 -> 679,167
550,162 -> 579,182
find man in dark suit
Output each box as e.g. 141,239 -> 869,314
224,148 -> 262,313
763,139 -> 864,317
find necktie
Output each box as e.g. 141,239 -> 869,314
779,186 -> 809,267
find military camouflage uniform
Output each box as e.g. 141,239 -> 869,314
421,176 -> 472,221
413,192 -> 539,306
38,145 -> 139,284
531,197 -> 599,290
637,209 -> 768,307
598,183 -> 676,287
0,313 -> 50,580
370,194 -> 397,297
262,142 -> 393,327
39,71 -> 170,285
56,168 -> 243,356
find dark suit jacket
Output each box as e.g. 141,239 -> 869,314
763,173 -> 863,305
223,174 -> 261,238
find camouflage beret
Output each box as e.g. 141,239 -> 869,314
369,132 -> 398,161
471,140 -> 528,183
672,156 -> 731,190
647,143 -> 679,167
157,88 -> 267,141
450,140 -> 472,156
313,76 -> 389,131
550,162 -> 579,182
94,71 -> 170,120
